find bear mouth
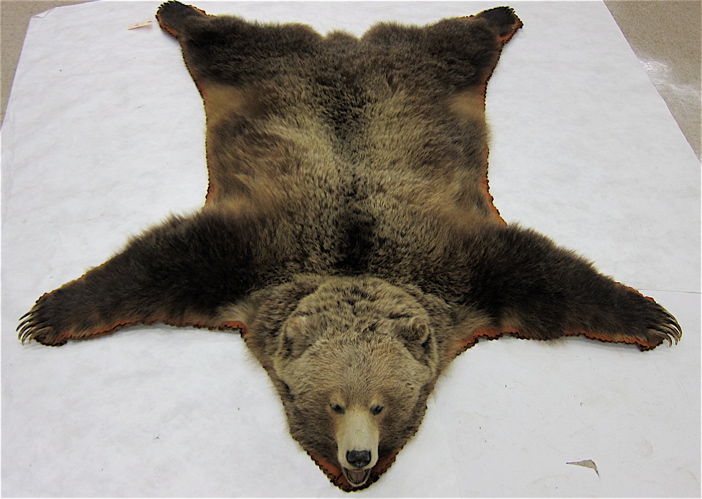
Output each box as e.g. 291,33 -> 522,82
343,467 -> 371,487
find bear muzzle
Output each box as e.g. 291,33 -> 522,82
336,407 -> 380,487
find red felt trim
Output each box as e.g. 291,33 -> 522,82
65,316 -> 247,343
475,12 -> 523,225
481,145 -> 507,225
564,329 -> 661,351
451,323 -> 665,360
218,320 -> 249,338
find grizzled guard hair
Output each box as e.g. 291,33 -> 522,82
19,1 -> 681,492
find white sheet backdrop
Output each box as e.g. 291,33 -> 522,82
2,1 -> 700,496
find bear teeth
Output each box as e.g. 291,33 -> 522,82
344,468 -> 371,486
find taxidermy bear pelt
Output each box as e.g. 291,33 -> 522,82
19,1 -> 682,491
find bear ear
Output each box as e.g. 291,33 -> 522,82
397,318 -> 437,366
278,316 -> 311,360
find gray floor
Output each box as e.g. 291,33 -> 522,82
1,0 -> 700,159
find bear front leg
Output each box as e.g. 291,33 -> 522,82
449,225 -> 682,355
18,209 -> 275,346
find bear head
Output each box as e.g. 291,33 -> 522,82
268,277 -> 441,489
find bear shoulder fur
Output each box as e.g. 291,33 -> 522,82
19,1 -> 681,491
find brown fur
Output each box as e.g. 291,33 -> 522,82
18,2 -> 681,491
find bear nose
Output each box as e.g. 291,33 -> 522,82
346,450 -> 372,469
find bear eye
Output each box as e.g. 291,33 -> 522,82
331,404 -> 345,414
370,405 -> 384,416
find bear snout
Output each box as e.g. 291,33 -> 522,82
335,405 -> 380,486
346,449 -> 372,469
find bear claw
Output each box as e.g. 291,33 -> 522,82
649,323 -> 682,347
17,300 -> 68,346
650,304 -> 682,346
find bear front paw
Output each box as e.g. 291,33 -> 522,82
607,294 -> 683,351
18,294 -> 71,347
566,291 -> 682,351
642,301 -> 682,350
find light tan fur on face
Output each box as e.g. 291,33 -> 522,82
334,405 -> 381,472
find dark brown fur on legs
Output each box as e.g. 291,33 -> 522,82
19,2 -> 681,491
